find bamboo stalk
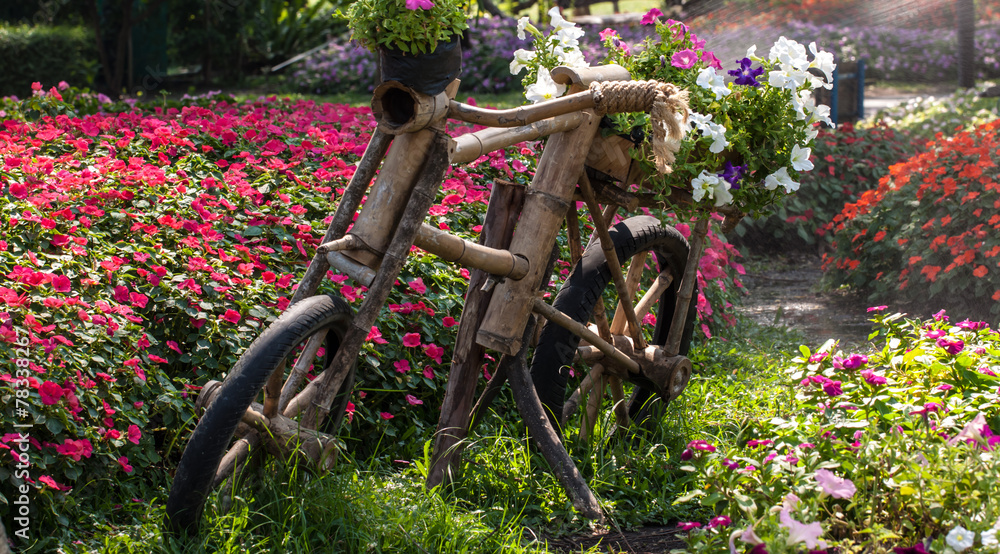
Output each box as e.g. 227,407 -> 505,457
451,113 -> 584,165
289,129 -> 391,307
578,174 -> 646,349
448,91 -> 596,127
277,331 -> 327,414
634,271 -> 673,323
610,251 -> 648,336
413,223 -> 528,280
579,373 -> 605,443
608,376 -> 630,430
562,364 -> 603,424
289,132 -> 453,429
666,217 -> 709,356
503,318 -> 604,522
532,297 -> 639,373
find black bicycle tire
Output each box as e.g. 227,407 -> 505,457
529,215 -> 696,428
165,294 -> 354,535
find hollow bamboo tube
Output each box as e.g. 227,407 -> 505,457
450,113 -> 584,165
608,376 -> 630,430
413,223 -> 528,280
666,217 -> 709,356
578,174 -> 646,349
532,297 -> 639,373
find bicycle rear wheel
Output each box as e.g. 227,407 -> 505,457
530,215 -> 696,436
165,294 -> 354,535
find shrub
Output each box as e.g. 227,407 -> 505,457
675,308 -> 1000,551
0,25 -> 97,97
732,121 -> 918,252
822,119 -> 1000,320
869,82 -> 1000,146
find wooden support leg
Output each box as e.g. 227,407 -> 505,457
426,181 -> 525,490
506,317 -> 604,522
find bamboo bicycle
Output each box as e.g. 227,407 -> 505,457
165,63 -> 717,534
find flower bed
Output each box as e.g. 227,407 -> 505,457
822,118 -> 1000,320
676,308 -> 1000,552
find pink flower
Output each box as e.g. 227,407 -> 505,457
677,522 -> 702,531
814,468 -> 856,499
51,274 -> 71,292
936,337 -> 964,354
380,411 -> 394,420
127,424 -> 141,444
424,343 -> 445,364
39,380 -> 65,405
808,352 -> 829,363
56,438 -> 93,461
867,305 -> 888,312
394,359 -> 411,373
408,278 -> 427,294
708,515 -> 730,528
700,50 -> 722,69
640,7 -> 662,24
405,0 -> 433,9
442,316 -> 458,328
860,369 -> 886,386
423,366 -> 435,379
687,439 -> 716,452
38,475 -> 67,490
118,456 -> 134,473
405,394 -> 423,406
221,309 -> 242,324
367,326 -> 388,344
402,333 -> 422,348
671,49 -> 698,69
599,28 -> 618,41
821,380 -> 843,397
779,507 -> 825,548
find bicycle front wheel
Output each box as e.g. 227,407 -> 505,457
530,215 -> 696,436
165,294 -> 354,535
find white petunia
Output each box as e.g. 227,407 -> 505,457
687,112 -> 729,153
804,124 -> 820,142
554,46 -> 590,69
696,66 -> 731,100
745,44 -> 758,60
809,42 -> 836,89
548,7 -> 585,48
790,144 -> 814,172
768,68 -> 811,91
509,49 -> 536,75
713,178 -> 733,206
945,525 -> 974,552
525,67 -> 566,103
691,171 -> 720,203
769,36 -> 809,71
983,526 -> 999,548
764,166 -> 799,193
516,16 -> 530,40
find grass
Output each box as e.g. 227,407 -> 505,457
54,314 -> 805,553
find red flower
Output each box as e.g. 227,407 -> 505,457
117,456 -> 134,473
424,343 -> 445,364
127,424 -> 142,444
56,438 -> 93,461
38,380 -> 65,405
442,316 -> 458,328
402,333 -> 421,348
221,309 -> 241,324
51,274 -> 72,293
408,278 -> 427,294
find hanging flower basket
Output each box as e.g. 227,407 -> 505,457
378,36 -> 463,96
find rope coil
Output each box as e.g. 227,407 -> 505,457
589,80 -> 689,174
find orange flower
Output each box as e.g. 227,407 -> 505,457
921,265 -> 942,282
873,230 -> 886,242
940,214 -> 952,226
908,256 -> 923,266
994,290 -> 1000,301
974,265 -> 989,278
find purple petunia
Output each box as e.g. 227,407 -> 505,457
728,57 -> 764,87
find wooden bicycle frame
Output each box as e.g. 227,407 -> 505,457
225,65 -> 707,521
